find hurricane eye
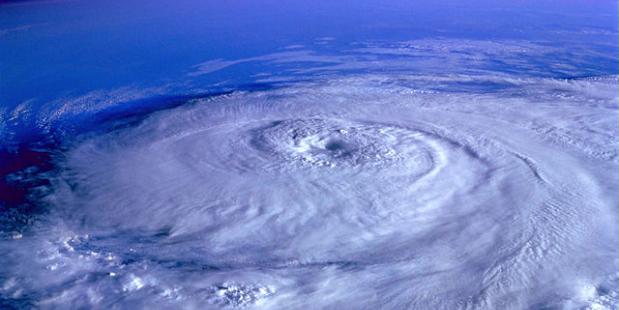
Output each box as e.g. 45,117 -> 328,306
324,139 -> 347,152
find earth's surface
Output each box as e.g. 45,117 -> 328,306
1,1 -> 618,309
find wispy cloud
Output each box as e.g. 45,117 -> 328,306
0,23 -> 46,37
189,50 -> 345,77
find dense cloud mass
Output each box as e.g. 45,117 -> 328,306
2,70 -> 617,308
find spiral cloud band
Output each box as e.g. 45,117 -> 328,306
3,71 -> 616,309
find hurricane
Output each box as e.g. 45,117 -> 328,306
1,1 -> 618,309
